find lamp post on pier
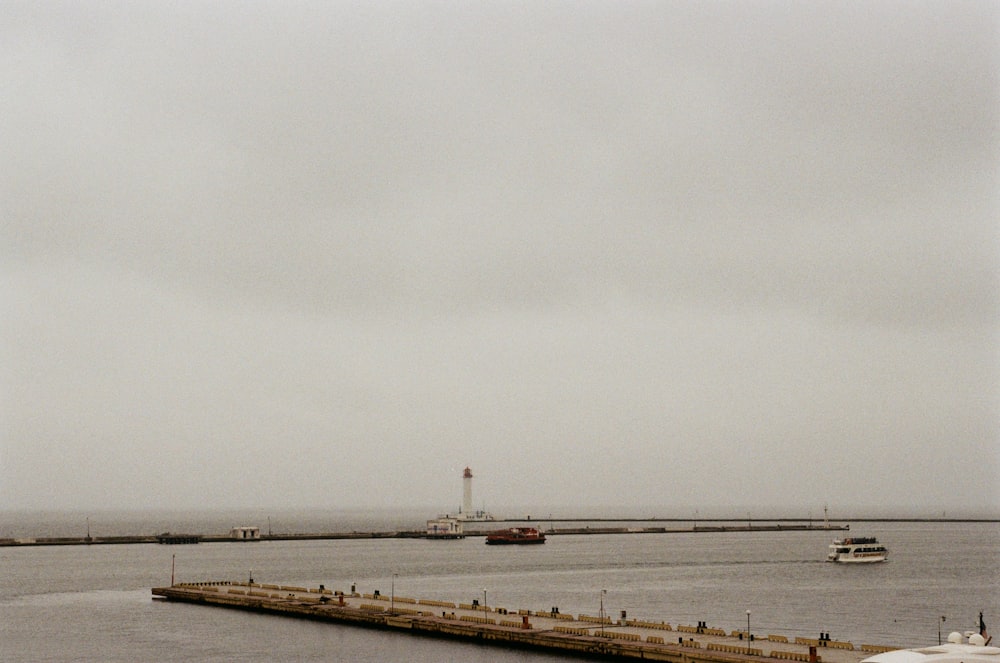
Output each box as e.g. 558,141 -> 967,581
391,573 -> 397,614
483,589 -> 487,617
746,610 -> 751,654
600,589 -> 607,636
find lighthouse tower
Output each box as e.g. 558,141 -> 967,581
462,467 -> 473,517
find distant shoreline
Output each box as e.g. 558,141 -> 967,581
492,517 -> 1000,523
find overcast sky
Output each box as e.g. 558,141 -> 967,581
2,1 -> 997,516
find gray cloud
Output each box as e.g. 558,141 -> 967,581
2,1 -> 997,514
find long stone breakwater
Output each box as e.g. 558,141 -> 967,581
152,581 -> 897,662
1,523 -> 847,547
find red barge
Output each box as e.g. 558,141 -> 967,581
485,527 -> 546,545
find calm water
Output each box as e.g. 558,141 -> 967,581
1,512 -> 997,662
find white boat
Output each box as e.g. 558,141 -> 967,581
827,536 -> 888,563
861,629 -> 995,663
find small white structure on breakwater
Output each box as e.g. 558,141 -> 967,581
426,517 -> 464,539
230,526 -> 260,540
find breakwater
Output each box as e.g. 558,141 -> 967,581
0,522 -> 847,547
152,580 -> 897,662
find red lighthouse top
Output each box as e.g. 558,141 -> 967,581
463,467 -> 473,478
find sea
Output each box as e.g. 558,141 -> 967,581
1,510 -> 997,662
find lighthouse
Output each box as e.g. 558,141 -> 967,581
456,467 -> 494,521
462,467 -> 473,516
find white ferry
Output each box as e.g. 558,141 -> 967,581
827,536 -> 888,563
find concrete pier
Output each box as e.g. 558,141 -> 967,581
152,581 -> 897,662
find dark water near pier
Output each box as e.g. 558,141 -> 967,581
1,512 -> 997,662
